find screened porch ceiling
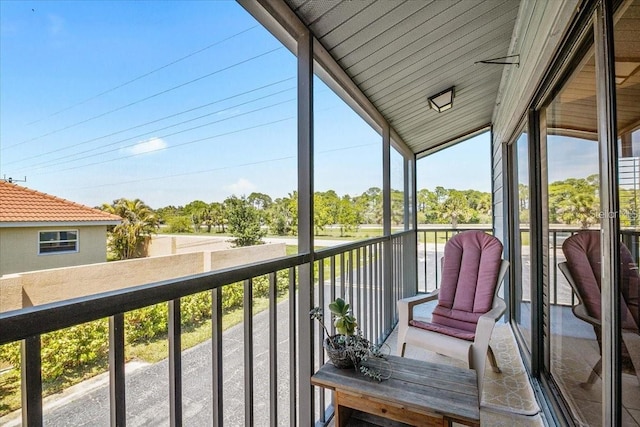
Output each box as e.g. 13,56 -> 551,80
283,0 -> 522,156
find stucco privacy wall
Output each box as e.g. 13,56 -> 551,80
0,226 -> 108,276
0,243 -> 285,312
147,235 -> 230,257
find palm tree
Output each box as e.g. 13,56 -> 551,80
101,198 -> 159,259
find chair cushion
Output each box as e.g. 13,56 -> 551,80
409,319 -> 475,341
431,231 -> 503,333
563,231 -> 639,331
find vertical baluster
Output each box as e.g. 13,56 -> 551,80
356,248 -> 362,335
377,242 -> 382,344
348,250 -> 354,311
212,287 -> 223,427
434,231 -> 439,289
288,267 -> 297,426
373,243 -> 379,343
21,335 -> 43,427
168,299 -> 182,427
423,231 -> 427,293
316,264 -> 325,423
553,232 -> 558,305
109,313 -> 126,427
269,273 -> 278,427
340,252 -> 346,299
330,257 -> 336,317
244,279 -> 254,427
367,245 -> 374,341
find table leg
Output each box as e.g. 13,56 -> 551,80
334,398 -> 353,427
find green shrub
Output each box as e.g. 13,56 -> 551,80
181,291 -> 212,324
166,216 -> 193,233
125,303 -> 168,343
0,269 -> 293,385
0,321 -> 109,382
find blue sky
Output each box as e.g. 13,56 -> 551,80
1,1 -> 391,208
2,1 -> 593,210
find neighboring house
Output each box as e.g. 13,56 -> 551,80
0,181 -> 121,276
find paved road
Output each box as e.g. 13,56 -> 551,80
2,299 -> 293,426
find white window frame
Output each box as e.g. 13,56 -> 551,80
38,230 -> 79,255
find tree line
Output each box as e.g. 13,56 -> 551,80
99,187 -> 495,260
102,174 -> 640,261
519,174 -> 639,228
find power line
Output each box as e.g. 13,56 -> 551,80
27,98 -> 296,172
72,142 -> 378,191
10,81 -> 295,168
3,46 -> 284,151
23,26 -> 260,126
32,115 -> 296,176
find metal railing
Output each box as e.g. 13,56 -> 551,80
416,226 -> 492,294
417,226 -> 640,307
0,231 -> 414,426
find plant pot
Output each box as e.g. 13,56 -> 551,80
324,336 -> 354,369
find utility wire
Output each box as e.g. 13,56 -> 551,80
15,85 -> 296,169
6,78 -> 294,167
73,142 -> 378,190
3,46 -> 284,151
23,26 -> 260,126
32,116 -> 296,176
27,98 -> 296,172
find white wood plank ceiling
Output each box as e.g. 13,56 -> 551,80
284,0 -> 521,155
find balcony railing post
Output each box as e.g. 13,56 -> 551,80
168,298 -> 182,427
268,273 -> 279,426
21,335 -> 43,427
212,287 -> 223,427
243,279 -> 254,426
109,313 -> 126,427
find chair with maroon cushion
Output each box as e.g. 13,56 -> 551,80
397,230 -> 509,395
558,230 -> 640,389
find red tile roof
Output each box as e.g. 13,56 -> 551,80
0,181 -> 121,224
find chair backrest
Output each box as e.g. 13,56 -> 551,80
431,230 -> 503,333
562,231 -> 639,330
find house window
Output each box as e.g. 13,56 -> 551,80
39,230 -> 78,254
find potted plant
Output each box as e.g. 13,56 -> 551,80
310,298 -> 391,381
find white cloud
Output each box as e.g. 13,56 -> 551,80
224,178 -> 256,195
125,137 -> 168,155
48,14 -> 65,36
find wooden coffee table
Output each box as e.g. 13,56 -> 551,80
311,355 -> 480,427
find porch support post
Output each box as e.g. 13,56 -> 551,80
595,1 -> 621,425
297,24 -> 314,426
383,124 -> 393,334
404,155 -> 418,297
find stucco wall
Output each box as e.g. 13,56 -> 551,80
0,243 -> 286,312
0,226 -> 108,276
210,243 -> 285,270
147,235 -> 231,257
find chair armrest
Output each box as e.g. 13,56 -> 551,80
573,304 -> 601,327
474,298 -> 507,346
397,290 -> 440,323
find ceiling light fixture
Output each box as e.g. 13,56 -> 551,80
428,86 -> 455,113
